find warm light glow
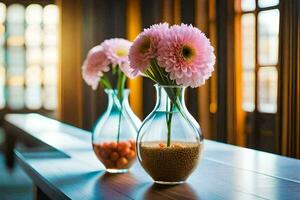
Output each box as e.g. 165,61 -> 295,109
0,24 -> 5,35
9,75 -> 24,86
126,0 -> 143,118
7,36 -> 25,46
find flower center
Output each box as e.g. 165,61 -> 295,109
181,45 -> 195,60
116,48 -> 127,57
138,36 -> 151,54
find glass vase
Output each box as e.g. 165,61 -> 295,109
92,89 -> 141,173
137,85 -> 203,184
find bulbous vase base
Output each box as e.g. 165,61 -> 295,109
93,140 -> 137,173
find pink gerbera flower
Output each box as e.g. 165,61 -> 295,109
101,38 -> 135,78
82,45 -> 110,90
157,24 -> 215,87
129,23 -> 169,76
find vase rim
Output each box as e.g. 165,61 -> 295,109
104,88 -> 130,92
154,84 -> 186,89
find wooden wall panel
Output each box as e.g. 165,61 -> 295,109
180,0 -> 200,121
214,0 -> 243,145
233,0 -> 245,146
80,0 -> 127,130
140,0 -> 162,117
56,0 -> 83,127
126,0 -> 143,119
195,0 -> 212,139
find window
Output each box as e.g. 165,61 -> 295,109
0,2 -> 58,111
240,0 -> 280,113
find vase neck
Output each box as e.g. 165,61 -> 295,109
154,85 -> 186,112
105,89 -> 130,110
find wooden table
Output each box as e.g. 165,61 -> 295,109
4,113 -> 300,200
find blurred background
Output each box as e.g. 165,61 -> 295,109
0,0 -> 299,198
0,0 -> 299,156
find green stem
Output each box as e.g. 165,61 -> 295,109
117,68 -> 126,101
166,101 -> 174,147
145,59 -> 196,146
98,65 -> 129,144
117,103 -> 123,144
116,67 -> 126,144
99,74 -> 113,89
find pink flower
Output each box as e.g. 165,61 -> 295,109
157,24 -> 215,87
129,23 -> 169,76
101,38 -> 135,78
82,45 -> 110,90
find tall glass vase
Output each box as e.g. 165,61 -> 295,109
137,85 -> 203,184
92,89 -> 141,173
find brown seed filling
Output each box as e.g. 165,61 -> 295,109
139,141 -> 202,183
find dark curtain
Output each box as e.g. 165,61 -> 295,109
278,0 -> 300,158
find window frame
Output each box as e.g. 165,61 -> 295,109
238,0 -> 280,114
0,1 -> 58,116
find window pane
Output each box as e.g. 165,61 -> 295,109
0,3 -> 6,23
25,4 -> 43,25
241,0 -> 255,11
25,86 -> 42,109
43,5 -> 58,25
242,13 -> 255,69
242,70 -> 255,112
42,5 -> 58,110
43,27 -> 58,46
2,3 -> 58,111
43,86 -> 57,110
26,66 -> 42,85
7,46 -> 25,72
26,47 -> 42,65
258,0 -> 279,8
7,4 -> 25,23
258,67 -> 277,113
8,85 -> 24,109
0,65 -> 5,108
43,66 -> 57,85
25,25 -> 42,46
258,9 -> 279,65
7,4 -> 25,47
43,47 -> 58,66
7,5 -> 26,109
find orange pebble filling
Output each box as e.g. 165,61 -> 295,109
93,140 -> 136,170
